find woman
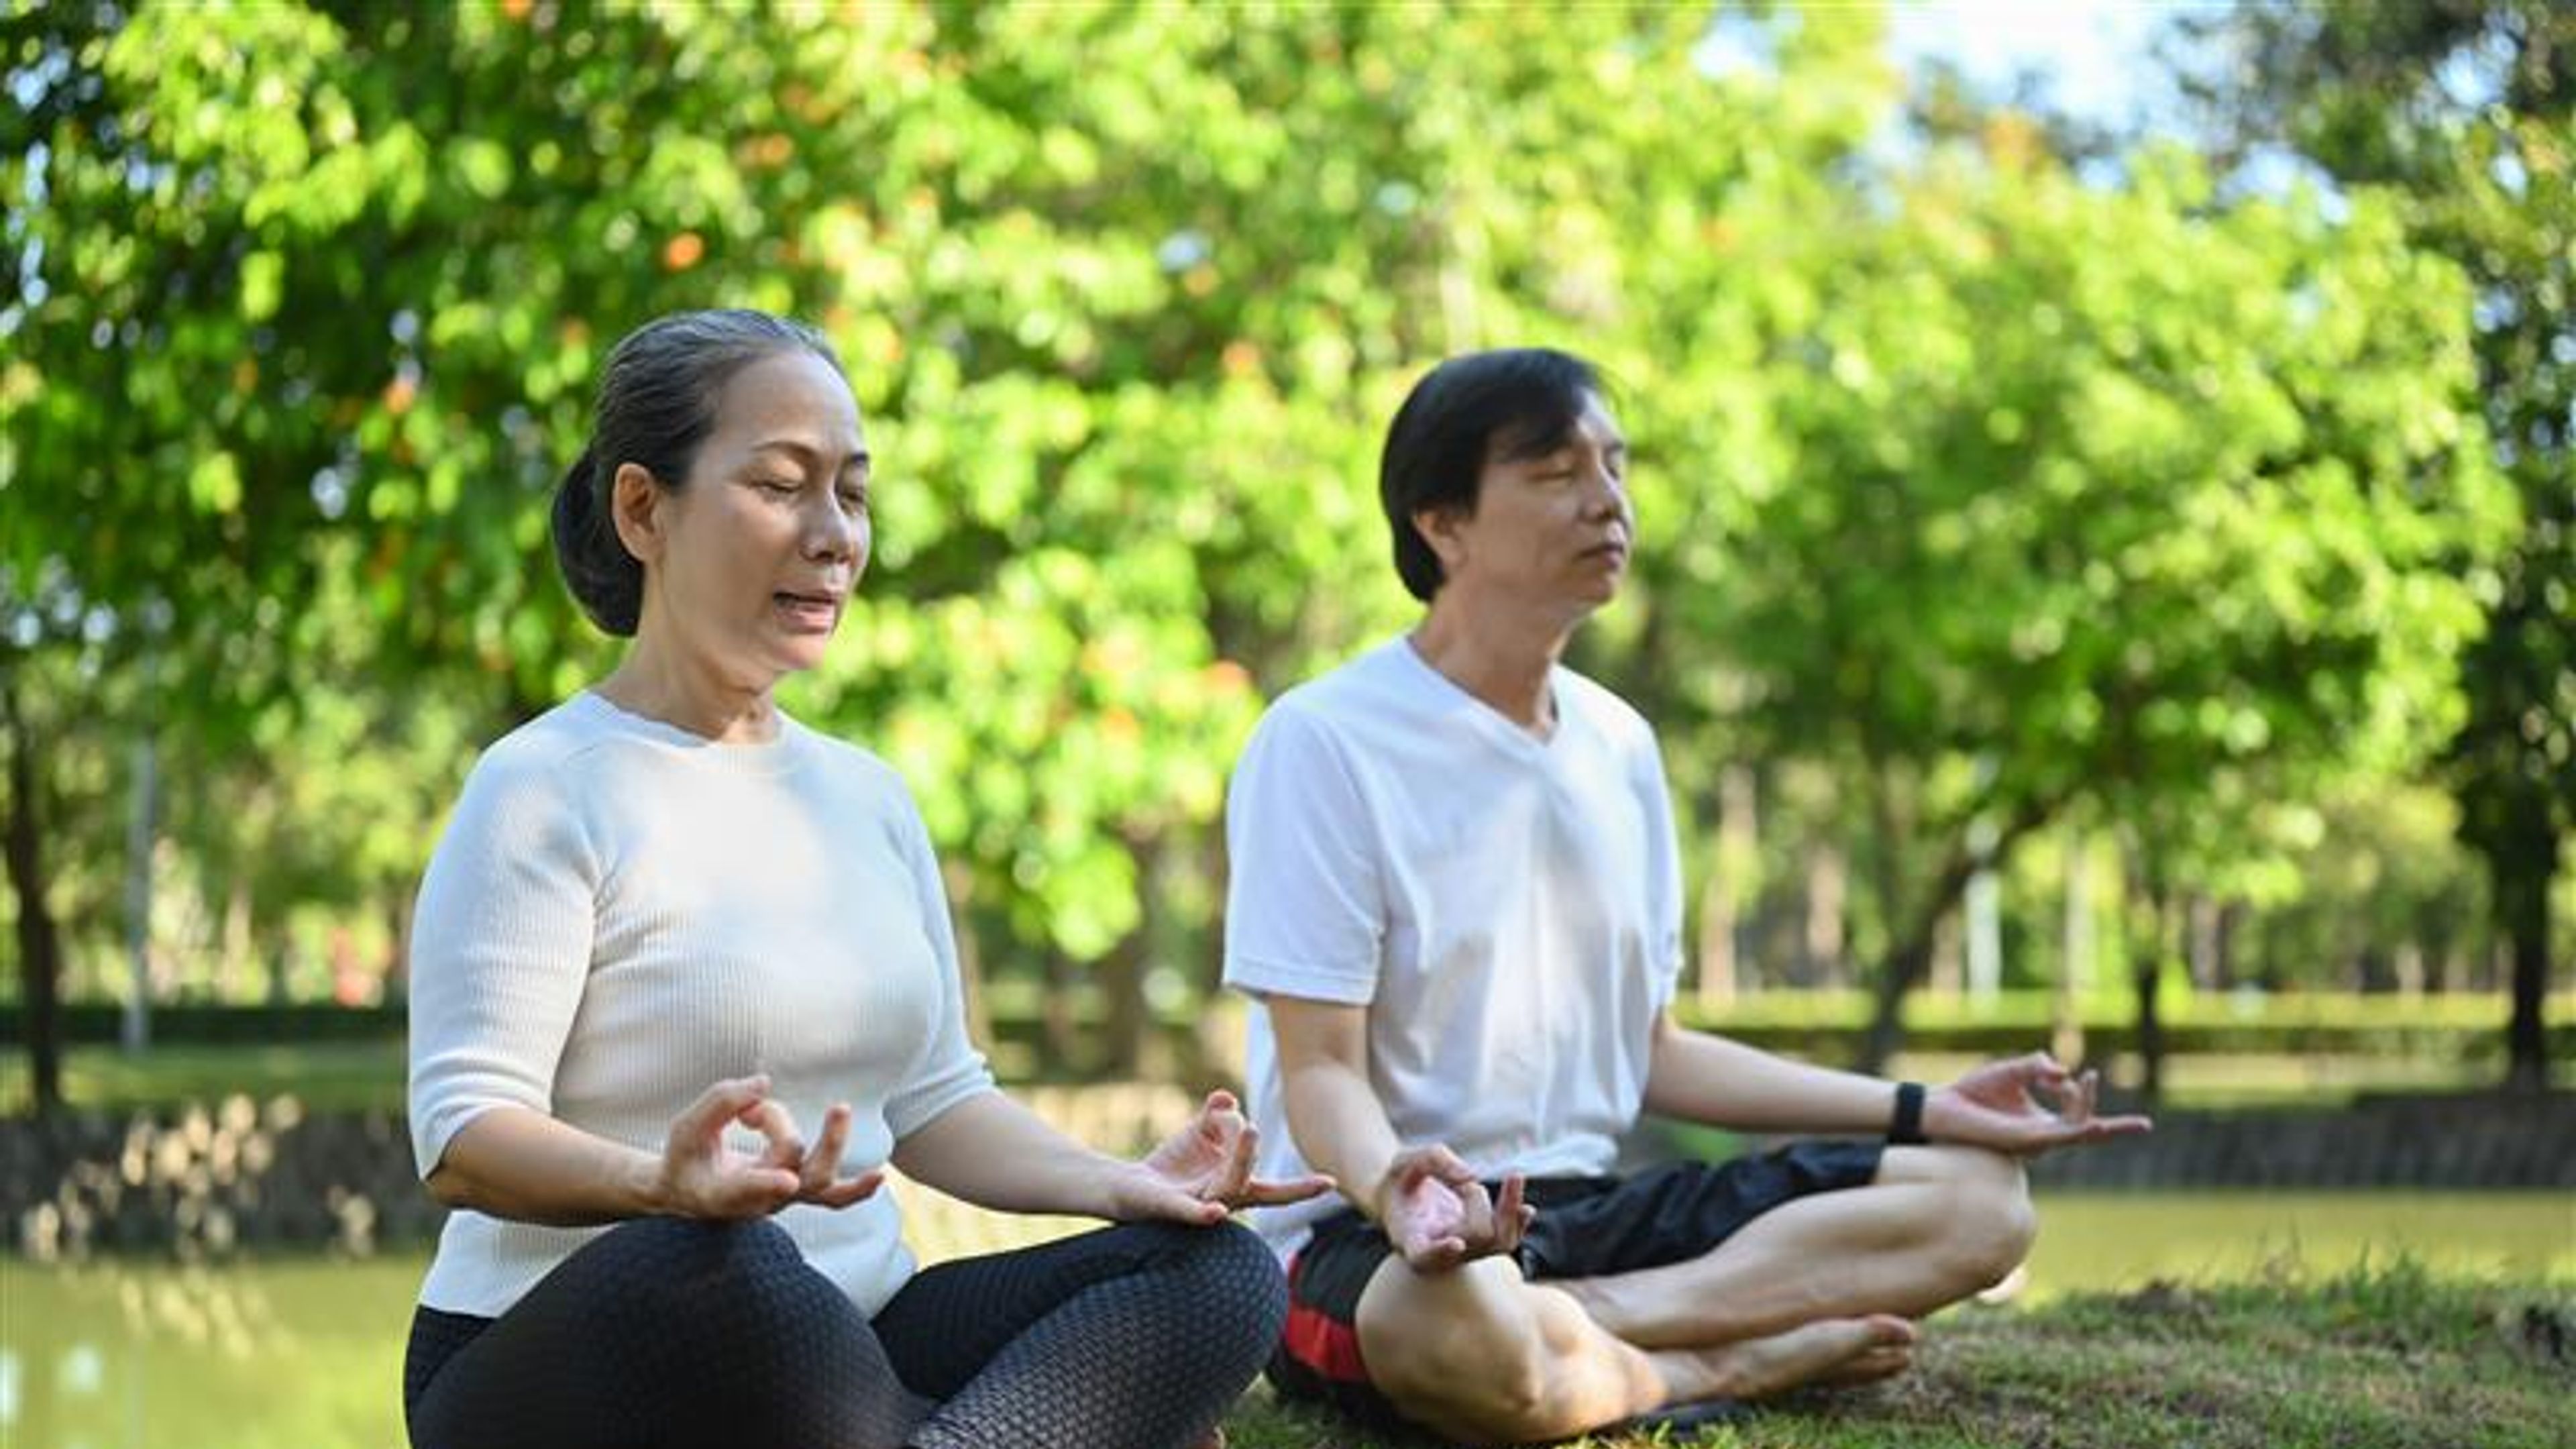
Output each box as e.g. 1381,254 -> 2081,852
402,309 -> 1324,1449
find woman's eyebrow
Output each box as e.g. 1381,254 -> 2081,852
749,439 -> 871,471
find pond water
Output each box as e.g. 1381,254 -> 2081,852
3,1191 -> 2568,1449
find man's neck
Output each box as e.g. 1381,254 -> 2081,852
1408,592 -> 1578,736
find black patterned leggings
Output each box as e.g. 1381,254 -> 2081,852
403,1215 -> 1285,1449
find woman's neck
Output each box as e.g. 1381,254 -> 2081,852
596,636 -> 781,745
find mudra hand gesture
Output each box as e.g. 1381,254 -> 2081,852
657,1074 -> 884,1219
1927,1053 -> 2153,1158
1378,1143 -> 1534,1272
1112,1089 -> 1336,1226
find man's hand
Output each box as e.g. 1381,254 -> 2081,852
1376,1144 -> 1533,1271
1923,1053 -> 2152,1158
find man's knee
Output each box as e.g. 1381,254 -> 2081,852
1913,1145 -> 2035,1289
1357,1264 -> 1597,1442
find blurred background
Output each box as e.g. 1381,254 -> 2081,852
2,1 -> 2570,1445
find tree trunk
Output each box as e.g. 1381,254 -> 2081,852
3,679 -> 66,1116
2133,949 -> 2166,1104
2487,804 -> 2559,1094
1858,794 -> 2062,1074
1041,950 -> 1083,1077
383,890 -> 415,1002
2121,843 -> 2173,1104
2053,829 -> 2090,1066
223,879 -> 255,1000
1695,765 -> 1757,1010
1929,910 -> 1963,997
2186,893 -> 2221,991
1806,844 -> 1849,991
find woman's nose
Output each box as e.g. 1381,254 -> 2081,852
806,496 -> 862,559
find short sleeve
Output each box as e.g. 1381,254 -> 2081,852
882,794 -> 998,1137
1635,733 -> 1686,1007
1221,703 -> 1386,1006
405,751 -> 598,1177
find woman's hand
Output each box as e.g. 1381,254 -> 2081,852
657,1075 -> 884,1219
1924,1053 -> 2153,1158
1110,1090 -> 1335,1226
1376,1144 -> 1532,1272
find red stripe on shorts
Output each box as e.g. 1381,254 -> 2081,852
1282,1251 -> 1372,1385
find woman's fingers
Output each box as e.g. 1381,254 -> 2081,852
1242,1171 -> 1336,1207
798,1103 -> 853,1195
809,1167 -> 885,1210
734,1095 -> 807,1170
676,1075 -> 769,1144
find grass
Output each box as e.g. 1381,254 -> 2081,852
1218,1262 -> 2575,1449
0,1040 -> 411,1116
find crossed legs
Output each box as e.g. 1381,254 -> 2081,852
1352,1144 -> 2036,1443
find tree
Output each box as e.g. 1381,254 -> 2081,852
2174,0 -> 2576,1090
5,1 -> 1897,1087
1666,138 -> 2514,1073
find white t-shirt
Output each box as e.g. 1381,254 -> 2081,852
407,692 -> 994,1318
1222,637 -> 1684,1258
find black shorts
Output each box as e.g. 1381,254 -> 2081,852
1268,1139 -> 1885,1434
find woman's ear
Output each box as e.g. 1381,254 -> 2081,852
609,462 -> 665,564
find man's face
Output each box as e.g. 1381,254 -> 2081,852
1419,393 -> 1633,616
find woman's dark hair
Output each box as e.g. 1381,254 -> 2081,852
551,309 -> 846,635
1378,347 -> 1607,602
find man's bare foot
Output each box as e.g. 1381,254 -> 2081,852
1684,1315 -> 1919,1401
1817,1335 -> 1915,1387
1186,1428 -> 1226,1449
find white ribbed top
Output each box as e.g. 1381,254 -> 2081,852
406,691 -> 994,1318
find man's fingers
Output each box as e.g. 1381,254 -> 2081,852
1406,1236 -> 1468,1271
1493,1176 -> 1530,1254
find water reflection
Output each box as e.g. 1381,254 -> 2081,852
1,1192 -> 2569,1449
0,1256 -> 419,1449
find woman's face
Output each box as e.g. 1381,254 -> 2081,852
633,349 -> 871,686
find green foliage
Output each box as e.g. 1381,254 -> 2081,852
0,1 -> 2548,1055
2170,0 -> 2575,1086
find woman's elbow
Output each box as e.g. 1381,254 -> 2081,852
423,1161 -> 477,1211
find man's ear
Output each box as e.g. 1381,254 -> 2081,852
1412,504 -> 1468,577
609,463 -> 666,565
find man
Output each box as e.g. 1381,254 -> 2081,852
1222,348 -> 2149,1442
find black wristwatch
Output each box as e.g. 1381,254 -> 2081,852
1888,1081 -> 1930,1145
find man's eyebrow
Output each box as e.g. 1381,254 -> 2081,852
1494,425 -> 1576,463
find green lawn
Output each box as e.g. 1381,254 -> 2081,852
1220,1264 -> 2573,1449
0,1040 -> 411,1116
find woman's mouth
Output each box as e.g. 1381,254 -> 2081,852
773,591 -> 841,632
